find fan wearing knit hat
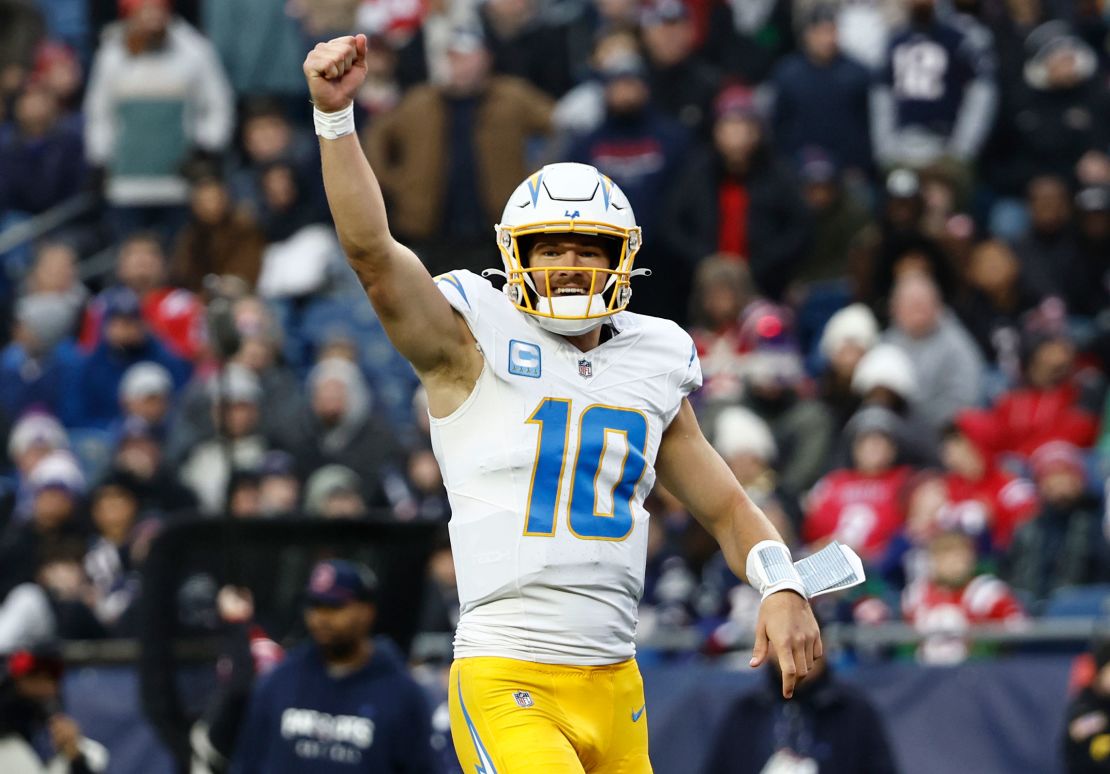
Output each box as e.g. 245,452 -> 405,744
939,410 -> 1038,550
1007,440 -> 1107,605
803,406 -> 913,562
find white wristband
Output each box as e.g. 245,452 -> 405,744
746,540 -> 806,601
313,103 -> 355,140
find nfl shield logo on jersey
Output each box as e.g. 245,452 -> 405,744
578,359 -> 593,378
512,691 -> 534,708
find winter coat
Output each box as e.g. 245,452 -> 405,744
704,666 -> 898,774
663,145 -> 812,299
365,77 -> 553,242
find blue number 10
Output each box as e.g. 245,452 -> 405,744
524,399 -> 649,541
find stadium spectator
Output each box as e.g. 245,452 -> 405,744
1063,639 -> 1110,774
804,406 -> 913,563
702,0 -> 794,84
952,239 -> 1037,381
790,148 -> 878,296
290,358 -> 400,511
989,21 -> 1110,204
1012,175 -> 1081,299
169,295 -> 305,463
687,255 -> 756,407
303,465 -> 368,520
0,1 -> 44,80
940,410 -> 1038,550
1062,185 -> 1110,318
225,468 -> 263,519
256,451 -> 301,518
868,168 -> 958,309
190,585 -> 284,774
117,361 -> 173,431
551,27 -> 639,139
664,85 -> 811,302
0,293 -> 81,421
849,342 -> 939,466
639,0 -> 720,136
83,0 -> 234,240
1007,441 -> 1110,605
82,471 -> 146,633
980,304 -> 1100,457
231,559 -> 438,773
902,525 -> 1026,664
253,159 -> 343,301
228,98 -> 323,222
870,0 -> 997,172
566,51 -> 690,320
0,649 -> 109,773
171,163 -> 265,293
704,647 -> 898,774
0,80 -> 86,218
883,273 -> 984,432
0,451 -> 86,600
365,26 -> 554,276
203,0 -> 307,100
418,534 -> 459,636
62,287 -> 191,430
769,4 -> 873,177
2,413 -> 69,524
178,364 -> 271,515
712,405 -> 800,532
739,302 -> 834,499
80,233 -> 205,361
817,302 -> 879,430
107,415 -> 196,517
478,0 -> 573,97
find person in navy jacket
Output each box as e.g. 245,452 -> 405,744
231,560 -> 439,774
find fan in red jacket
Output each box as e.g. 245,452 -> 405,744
902,527 -> 1026,664
79,234 -> 204,360
981,313 -> 1098,457
804,406 -> 912,562
940,410 -> 1039,550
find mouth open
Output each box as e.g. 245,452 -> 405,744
553,287 -> 590,296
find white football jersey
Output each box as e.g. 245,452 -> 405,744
430,270 -> 702,665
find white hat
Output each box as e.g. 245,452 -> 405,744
28,450 -> 86,497
7,413 -> 69,460
119,361 -> 173,401
712,407 -> 777,462
207,364 -> 262,404
819,303 -> 880,359
851,343 -> 918,400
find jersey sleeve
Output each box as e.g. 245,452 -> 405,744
680,338 -> 703,398
431,269 -> 502,362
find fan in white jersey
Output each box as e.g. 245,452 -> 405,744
305,33 -> 822,774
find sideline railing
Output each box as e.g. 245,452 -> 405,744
55,617 -> 1104,666
0,192 -> 98,255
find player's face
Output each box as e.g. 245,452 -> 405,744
526,236 -> 613,297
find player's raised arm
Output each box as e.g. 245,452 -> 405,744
656,399 -> 822,699
303,35 -> 476,385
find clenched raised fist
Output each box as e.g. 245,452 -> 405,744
303,34 -> 368,113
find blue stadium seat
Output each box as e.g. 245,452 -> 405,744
1042,584 -> 1110,618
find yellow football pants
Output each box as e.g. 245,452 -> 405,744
449,656 -> 653,773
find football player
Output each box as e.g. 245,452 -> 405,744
304,34 -> 821,773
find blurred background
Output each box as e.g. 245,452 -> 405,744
0,0 -> 1109,772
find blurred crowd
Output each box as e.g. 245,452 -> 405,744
0,0 -> 1109,677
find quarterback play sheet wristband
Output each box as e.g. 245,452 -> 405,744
313,103 -> 355,139
746,540 -> 806,600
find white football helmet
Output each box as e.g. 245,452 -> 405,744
488,162 -> 646,336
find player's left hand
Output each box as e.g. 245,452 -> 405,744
750,591 -> 822,699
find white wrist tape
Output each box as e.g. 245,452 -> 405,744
313,103 -> 355,140
746,540 -> 807,601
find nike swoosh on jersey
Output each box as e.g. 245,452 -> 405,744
632,704 -> 646,722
